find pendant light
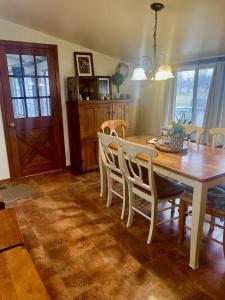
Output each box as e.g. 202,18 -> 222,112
131,2 -> 174,81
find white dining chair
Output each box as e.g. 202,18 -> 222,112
182,124 -> 204,145
98,132 -> 127,219
119,139 -> 183,244
209,128 -> 225,149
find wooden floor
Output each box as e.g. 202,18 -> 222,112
3,170 -> 225,299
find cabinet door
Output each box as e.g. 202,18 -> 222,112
112,103 -> 125,120
94,104 -> 112,135
79,107 -> 95,139
81,140 -> 98,171
125,102 -> 137,136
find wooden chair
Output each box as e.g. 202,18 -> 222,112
179,187 -> 225,255
182,124 -> 204,145
119,139 -> 183,244
209,128 -> 225,148
98,132 -> 127,219
101,119 -> 129,138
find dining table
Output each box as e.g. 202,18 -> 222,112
99,135 -> 225,270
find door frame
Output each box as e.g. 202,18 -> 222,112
0,40 -> 66,180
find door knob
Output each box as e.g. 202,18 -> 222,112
9,122 -> 16,128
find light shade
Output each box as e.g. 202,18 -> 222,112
131,67 -> 148,80
152,65 -> 174,81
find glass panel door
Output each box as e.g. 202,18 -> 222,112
6,54 -> 51,118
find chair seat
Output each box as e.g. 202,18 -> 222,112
135,174 -> 183,200
181,184 -> 225,216
155,174 -> 184,200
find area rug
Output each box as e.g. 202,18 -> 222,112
0,183 -> 39,204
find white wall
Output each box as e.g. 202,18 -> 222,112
0,18 -> 135,180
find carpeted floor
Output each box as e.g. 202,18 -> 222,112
3,170 -> 225,299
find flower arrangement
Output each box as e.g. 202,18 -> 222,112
167,122 -> 186,138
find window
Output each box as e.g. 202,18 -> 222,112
173,65 -> 214,126
6,54 -> 51,118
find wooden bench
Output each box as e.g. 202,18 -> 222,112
0,205 -> 50,299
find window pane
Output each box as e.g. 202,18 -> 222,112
6,54 -> 22,75
36,56 -> 48,76
195,68 -> 214,126
26,98 -> 39,117
9,77 -> 24,97
38,77 -> 50,96
22,55 -> 35,76
40,98 -> 51,116
24,77 -> 37,97
12,99 -> 26,118
174,70 -> 195,123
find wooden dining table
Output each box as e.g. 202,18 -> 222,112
99,135 -> 225,270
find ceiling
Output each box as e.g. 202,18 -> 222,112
0,0 -> 225,63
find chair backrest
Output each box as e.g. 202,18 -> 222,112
119,139 -> 158,197
182,124 -> 204,145
101,119 -> 129,138
209,128 -> 225,149
98,132 -> 122,174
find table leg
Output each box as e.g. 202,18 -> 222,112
189,182 -> 208,269
99,146 -> 107,197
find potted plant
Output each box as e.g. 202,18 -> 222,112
167,121 -> 187,150
112,72 -> 125,99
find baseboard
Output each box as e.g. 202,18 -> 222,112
0,178 -> 11,185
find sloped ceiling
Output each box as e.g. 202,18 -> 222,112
0,0 -> 224,63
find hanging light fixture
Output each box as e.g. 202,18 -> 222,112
131,2 -> 174,81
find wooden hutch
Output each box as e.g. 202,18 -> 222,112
66,76 -> 137,172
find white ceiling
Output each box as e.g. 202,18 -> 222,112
0,0 -> 225,63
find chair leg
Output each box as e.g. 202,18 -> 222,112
121,180 -> 127,220
147,203 -> 157,244
210,215 -> 216,231
127,185 -> 134,227
178,199 -> 186,243
106,175 -> 113,208
223,222 -> 225,258
170,199 -> 176,218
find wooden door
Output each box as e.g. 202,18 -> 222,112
125,102 -> 137,136
79,106 -> 95,139
112,103 -> 125,120
0,41 -> 65,179
94,104 -> 111,135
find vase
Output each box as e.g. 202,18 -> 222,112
170,135 -> 184,150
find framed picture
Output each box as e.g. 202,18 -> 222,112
98,76 -> 112,100
74,52 -> 94,76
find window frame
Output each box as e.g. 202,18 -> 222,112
172,63 -> 215,125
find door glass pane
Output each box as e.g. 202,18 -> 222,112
195,68 -> 214,126
174,70 -> 195,123
22,55 -> 35,76
9,77 -> 24,97
36,56 -> 48,76
38,77 -> 50,96
6,54 -> 22,75
12,99 -> 26,118
40,98 -> 51,116
26,98 -> 39,117
24,77 -> 37,97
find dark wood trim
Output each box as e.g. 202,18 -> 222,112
0,40 -> 66,179
0,178 -> 10,185
0,39 -> 57,49
0,48 -> 15,179
52,45 -> 66,169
